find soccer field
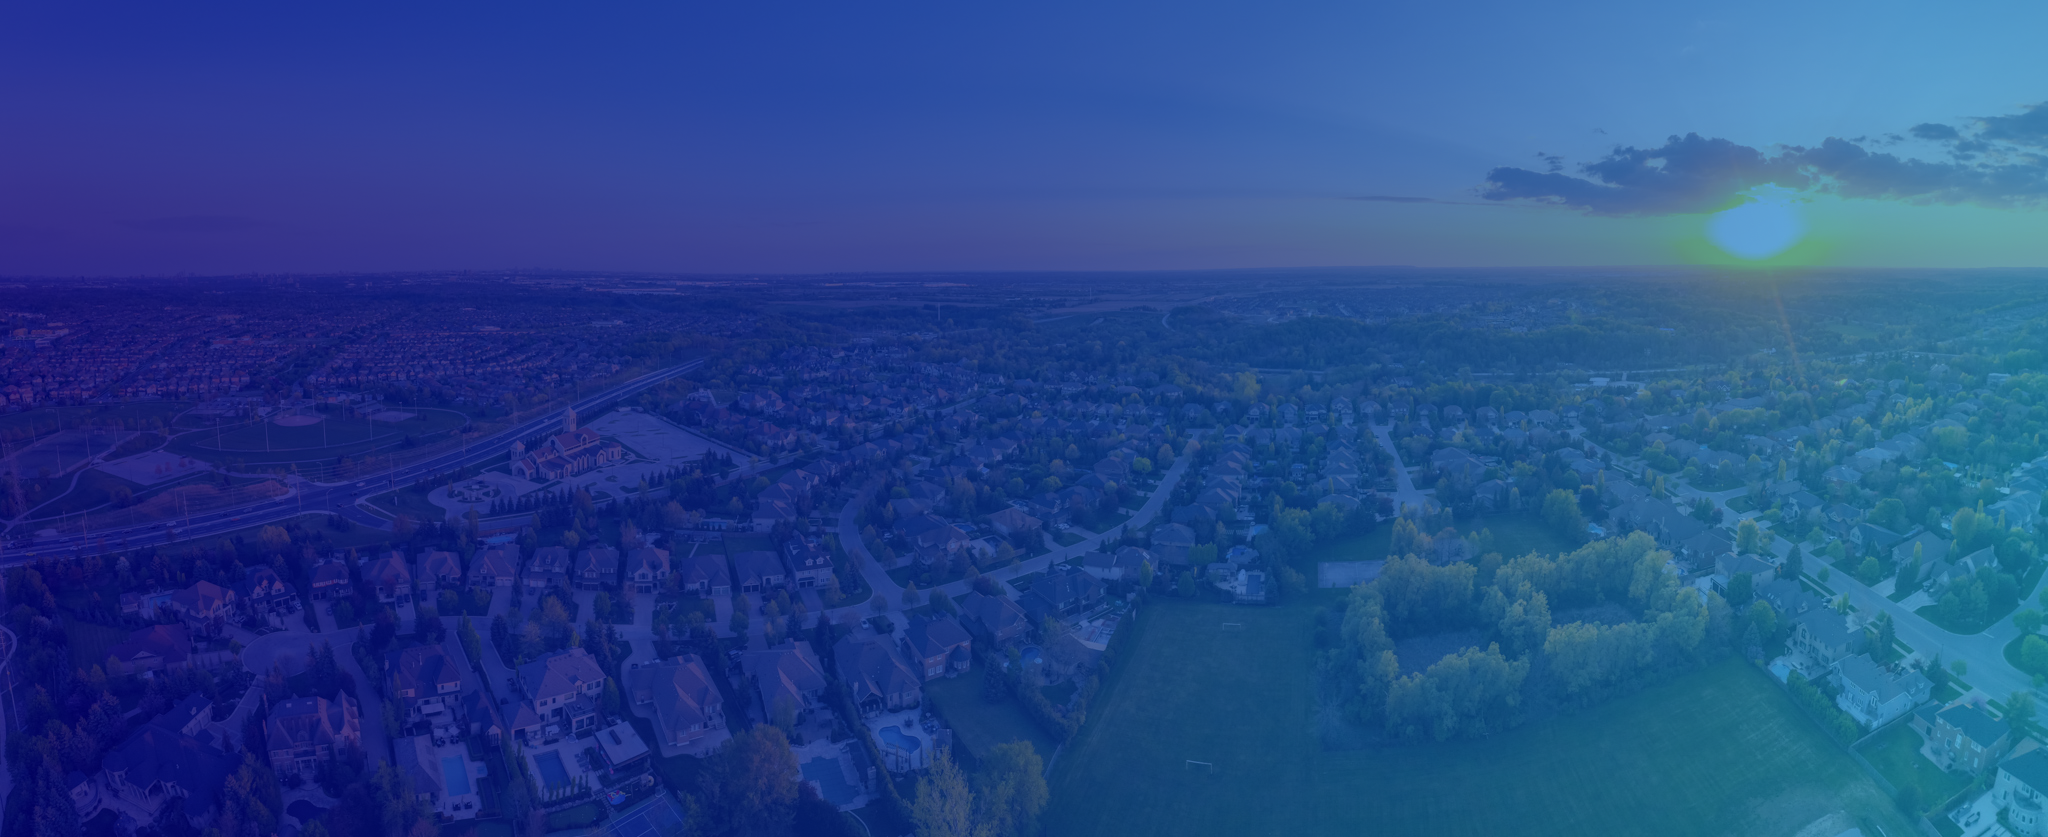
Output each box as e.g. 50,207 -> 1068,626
1045,598 -> 1918,837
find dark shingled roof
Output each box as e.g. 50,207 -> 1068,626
1939,704 -> 2009,747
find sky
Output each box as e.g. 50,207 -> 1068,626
4,1 -> 2048,276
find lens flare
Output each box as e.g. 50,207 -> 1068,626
1707,194 -> 1805,260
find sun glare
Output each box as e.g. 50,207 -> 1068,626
1708,191 -> 1806,260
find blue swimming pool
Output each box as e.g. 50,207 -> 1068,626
877,725 -> 921,755
441,756 -> 472,796
533,751 -> 571,789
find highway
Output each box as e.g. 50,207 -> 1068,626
3,358 -> 704,563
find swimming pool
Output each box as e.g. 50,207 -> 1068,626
533,751 -> 571,789
877,725 -> 921,755
441,756 -> 472,796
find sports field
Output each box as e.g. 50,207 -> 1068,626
166,408 -> 468,466
1045,597 -> 1917,837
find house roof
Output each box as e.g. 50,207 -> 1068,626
1794,609 -> 1861,651
362,552 -> 412,587
959,591 -> 1028,638
471,546 -> 520,579
677,551 -> 730,588
903,616 -> 972,661
2004,748 -> 2048,795
267,694 -> 360,752
389,644 -> 462,696
732,551 -> 783,585
833,636 -> 920,706
1836,654 -> 1927,704
102,725 -> 234,818
1939,704 -> 2009,747
417,550 -> 462,580
628,547 -> 671,577
575,546 -> 621,575
530,546 -> 572,574
628,655 -> 722,740
519,649 -> 606,703
107,624 -> 193,667
740,642 -> 828,715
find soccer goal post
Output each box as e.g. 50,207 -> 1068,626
1220,622 -> 1244,630
1185,760 -> 1215,773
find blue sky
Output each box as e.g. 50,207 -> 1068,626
4,1 -> 2047,275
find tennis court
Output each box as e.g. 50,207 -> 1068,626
602,792 -> 686,837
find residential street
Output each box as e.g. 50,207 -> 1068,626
1368,423 -> 1432,515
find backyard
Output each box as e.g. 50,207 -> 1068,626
1044,596 -> 1918,837
1854,723 -> 1968,810
923,671 -> 1061,765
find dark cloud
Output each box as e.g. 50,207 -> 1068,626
1347,195 -> 1437,203
1480,104 -> 2048,215
119,215 -> 264,233
1911,122 -> 1960,141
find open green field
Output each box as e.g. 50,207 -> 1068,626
0,402 -> 192,440
64,616 -> 132,676
1855,723 -> 1967,808
924,670 -> 1061,765
1045,597 -> 1917,837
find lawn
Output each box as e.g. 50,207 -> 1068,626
1045,597 -> 1918,837
1301,511 -> 1575,572
366,485 -> 451,524
924,672 -> 1062,765
1855,723 -> 1968,809
63,616 -> 132,676
1915,563 -> 2047,635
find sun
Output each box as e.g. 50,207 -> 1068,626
1707,188 -> 1806,260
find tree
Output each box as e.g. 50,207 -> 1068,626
1726,573 -> 1754,608
1780,545 -> 1804,581
1872,613 -> 1898,664
2010,691 -> 2038,728
459,616 -> 483,667
976,741 -> 1049,837
1541,489 -> 1586,542
2017,609 -> 2044,636
702,726 -> 801,837
1735,519 -> 1763,556
911,749 -> 975,837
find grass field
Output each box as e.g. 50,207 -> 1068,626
63,616 -> 132,676
924,672 -> 1062,764
166,408 -> 468,466
1855,723 -> 1967,807
1304,511 -> 1577,570
1045,597 -> 1918,837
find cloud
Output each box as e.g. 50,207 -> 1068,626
1480,104 -> 2048,215
119,215 -> 265,233
1347,195 -> 1437,203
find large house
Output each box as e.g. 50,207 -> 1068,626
676,550 -> 731,597
310,559 -> 352,600
470,546 -> 520,588
105,624 -> 195,676
835,636 -> 922,717
574,546 -> 621,589
265,694 -> 363,776
511,648 -> 608,742
733,551 -> 786,594
1833,654 -> 1930,727
625,654 -> 726,753
958,591 -> 1030,647
627,547 -> 672,593
237,566 -> 296,616
1923,703 -> 2011,774
387,644 -> 465,724
1790,610 -> 1864,668
91,721 -> 237,828
781,536 -> 834,588
1019,565 -> 1104,624
362,551 -> 414,604
901,616 -> 973,680
739,642 -> 829,725
1994,747 -> 2048,836
526,546 -> 572,592
511,426 -> 625,482
167,580 -> 236,639
415,550 -> 463,591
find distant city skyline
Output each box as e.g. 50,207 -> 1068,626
5,1 -> 2048,275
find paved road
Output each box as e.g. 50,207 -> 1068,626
1367,423 -> 1431,515
4,359 -> 705,563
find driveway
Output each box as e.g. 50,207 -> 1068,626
1367,423 -> 1431,515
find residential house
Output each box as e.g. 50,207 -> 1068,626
310,559 -> 352,600
985,507 -> 1042,539
1833,654 -> 1930,727
834,636 -> 922,717
732,551 -> 786,594
958,591 -> 1030,647
781,536 -> 834,589
104,625 -> 195,676
236,566 -> 294,616
526,546 -> 571,593
626,654 -> 726,752
469,546 -> 520,589
362,551 -> 414,604
1926,702 -> 2012,774
93,724 -> 236,828
900,616 -> 973,680
1993,747 -> 2048,836
1150,523 -> 1197,567
627,547 -> 672,593
574,546 -> 621,589
739,642 -> 829,724
264,694 -> 363,776
512,648 -> 608,742
415,550 -> 462,591
1790,610 -> 1865,668
1018,565 -> 1104,624
387,644 -> 464,724
1081,548 -> 1149,581
675,550 -> 730,597
168,580 -> 236,639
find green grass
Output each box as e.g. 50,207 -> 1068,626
1302,512 -> 1575,572
63,616 -> 132,676
1855,723 -> 1967,809
1055,530 -> 1087,547
367,485 -> 451,524
925,672 -> 1061,764
544,803 -> 605,829
1045,598 -> 1917,837
165,407 -> 468,466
